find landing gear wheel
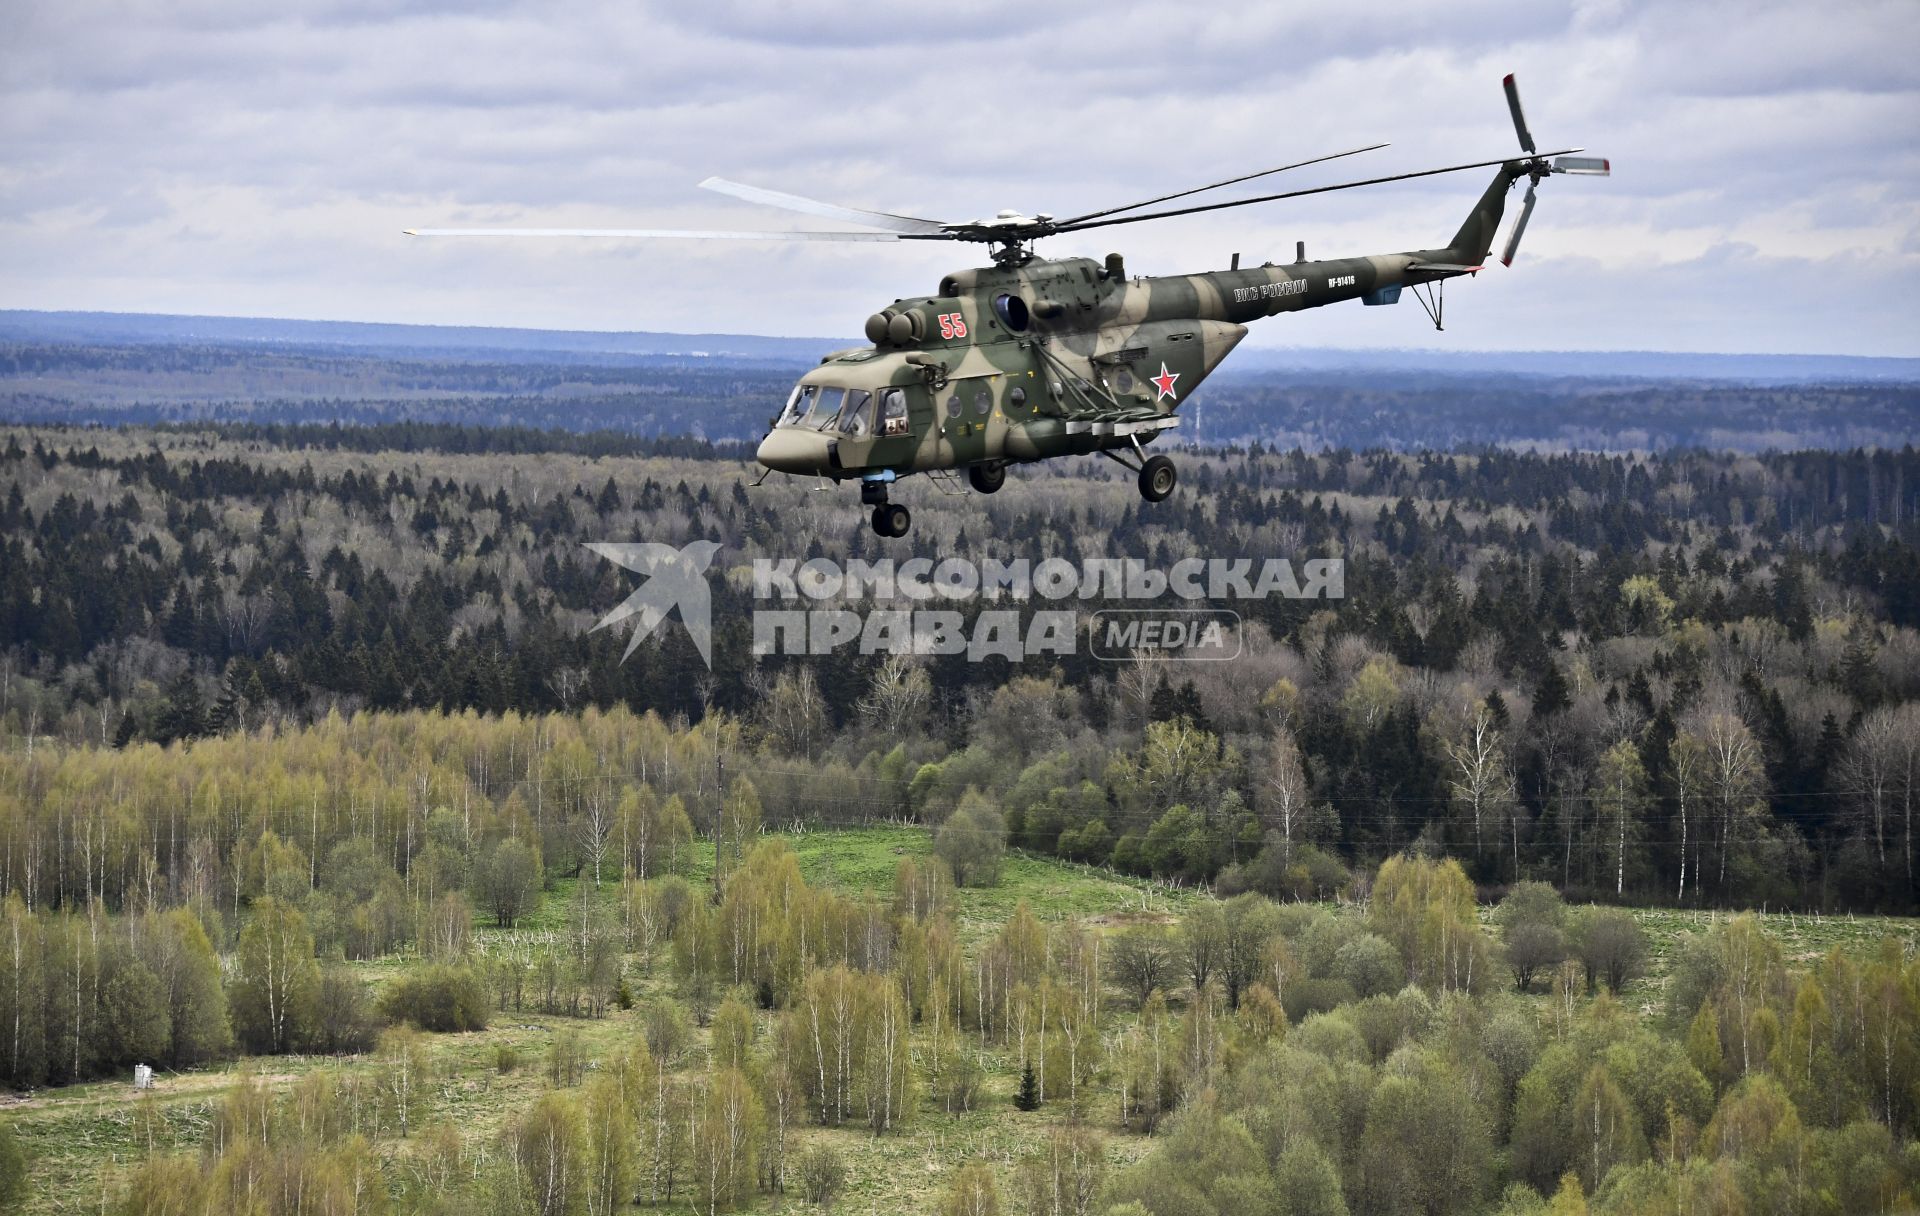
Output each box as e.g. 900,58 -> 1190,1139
871,503 -> 911,537
1138,455 -> 1177,502
968,463 -> 1006,495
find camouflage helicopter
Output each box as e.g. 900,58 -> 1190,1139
409,76 -> 1605,537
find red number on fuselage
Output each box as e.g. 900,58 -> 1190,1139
937,312 -> 968,340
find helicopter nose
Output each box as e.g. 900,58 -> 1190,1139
756,428 -> 832,475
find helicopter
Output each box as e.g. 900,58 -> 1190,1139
408,76 -> 1606,537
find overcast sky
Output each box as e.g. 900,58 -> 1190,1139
3,0 -> 1917,355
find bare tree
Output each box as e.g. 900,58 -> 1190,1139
1442,701 -> 1511,854
856,653 -> 931,736
578,783 -> 614,889
1670,727 -> 1708,902
1696,705 -> 1764,894
1839,704 -> 1920,870
1260,728 -> 1311,868
1116,649 -> 1167,730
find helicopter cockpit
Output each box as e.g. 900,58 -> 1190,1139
774,383 -> 910,439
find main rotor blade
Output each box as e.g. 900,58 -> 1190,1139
1503,74 -> 1536,155
698,177 -> 951,235
403,227 -> 907,241
1053,150 -> 1582,234
1054,142 -> 1390,227
1500,184 -> 1537,266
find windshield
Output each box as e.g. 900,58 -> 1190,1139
778,384 -> 811,426
779,383 -> 846,429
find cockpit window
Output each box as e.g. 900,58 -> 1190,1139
805,387 -> 846,430
779,384 -> 813,426
835,389 -> 873,437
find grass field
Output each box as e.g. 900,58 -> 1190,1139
2,828 -> 1912,1214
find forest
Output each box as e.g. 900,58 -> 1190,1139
0,406 -> 1917,1213
5,337 -> 1918,450
3,426 -> 1919,909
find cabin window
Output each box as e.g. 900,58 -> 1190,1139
973,387 -> 992,416
1008,386 -> 1027,410
880,389 -> 909,436
946,394 -> 963,419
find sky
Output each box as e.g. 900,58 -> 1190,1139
3,0 -> 1918,356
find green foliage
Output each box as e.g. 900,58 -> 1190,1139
936,789 -> 1006,888
1333,933 -> 1403,999
939,1160 -> 1000,1216
1358,1052 -> 1492,1216
1497,882 -> 1568,993
377,964 -> 490,1033
1567,907 -> 1649,994
0,1121 -> 26,1210
1369,854 -> 1493,995
311,966 -> 378,1054
228,897 -> 319,1055
478,838 -> 541,929
796,1143 -> 847,1208
1272,1138 -> 1348,1216
1014,1061 -> 1039,1111
511,1092 -> 583,1216
547,1027 -> 586,1088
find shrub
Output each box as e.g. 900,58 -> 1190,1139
547,1027 -> 586,1087
1497,881 -> 1568,993
797,1144 -> 848,1208
936,789 -> 1006,887
1334,933 -> 1404,999
311,966 -> 379,1054
1569,908 -> 1648,994
934,1048 -> 985,1114
377,964 -> 490,1032
642,999 -> 690,1064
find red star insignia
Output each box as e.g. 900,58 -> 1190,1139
1150,362 -> 1180,401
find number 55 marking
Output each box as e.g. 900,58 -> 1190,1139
937,312 -> 968,340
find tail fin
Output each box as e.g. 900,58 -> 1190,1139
1445,163 -> 1524,264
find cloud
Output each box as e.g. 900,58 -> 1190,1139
2,0 -> 1916,355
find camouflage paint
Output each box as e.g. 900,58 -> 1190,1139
757,164 -> 1522,480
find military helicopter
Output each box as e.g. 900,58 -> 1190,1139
409,76 -> 1605,537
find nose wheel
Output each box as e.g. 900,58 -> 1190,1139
871,503 -> 911,537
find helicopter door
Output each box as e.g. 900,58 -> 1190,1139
867,386 -> 921,469
941,378 -> 1002,467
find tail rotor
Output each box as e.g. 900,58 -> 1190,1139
1497,74 -> 1609,266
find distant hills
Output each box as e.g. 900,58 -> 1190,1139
5,309 -> 1915,384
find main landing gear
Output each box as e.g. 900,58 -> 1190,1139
968,463 -> 1006,494
1138,455 -> 1177,502
863,479 -> 911,537
1101,448 -> 1179,503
